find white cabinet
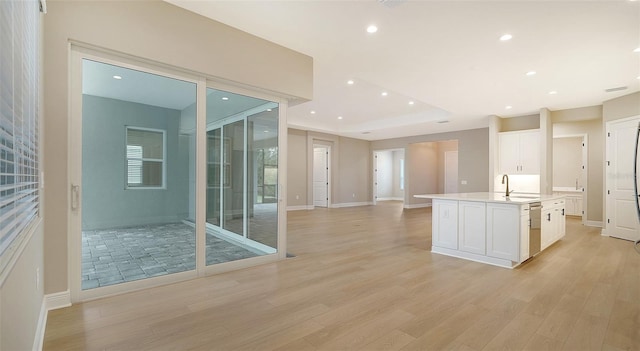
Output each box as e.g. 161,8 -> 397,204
432,199 -> 458,250
498,130 -> 540,174
458,201 -> 486,255
486,203 -> 520,261
541,199 -> 566,250
554,192 -> 582,217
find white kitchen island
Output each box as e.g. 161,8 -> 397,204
415,192 -> 566,268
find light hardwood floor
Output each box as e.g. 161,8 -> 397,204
44,201 -> 640,350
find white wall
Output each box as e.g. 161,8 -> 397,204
392,150 -> 405,199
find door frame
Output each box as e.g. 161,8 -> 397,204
372,148 -> 405,205
68,44 -> 288,302
552,134 -> 588,225
312,144 -> 331,208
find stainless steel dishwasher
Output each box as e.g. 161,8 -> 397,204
529,202 -> 542,257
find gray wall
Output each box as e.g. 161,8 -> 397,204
82,95 -> 190,230
372,128 -> 490,204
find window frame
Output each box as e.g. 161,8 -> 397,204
125,126 -> 166,190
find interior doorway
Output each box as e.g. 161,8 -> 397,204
373,149 -> 405,205
444,150 -> 458,193
313,145 -> 330,207
552,135 -> 587,224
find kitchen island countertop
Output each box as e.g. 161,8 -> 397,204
414,192 -> 565,204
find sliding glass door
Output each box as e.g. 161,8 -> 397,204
71,48 -> 285,301
205,88 -> 278,266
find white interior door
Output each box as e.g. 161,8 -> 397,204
444,151 -> 458,193
313,147 -> 328,207
606,116 -> 640,241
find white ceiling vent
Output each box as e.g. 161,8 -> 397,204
605,86 -> 628,93
378,0 -> 406,8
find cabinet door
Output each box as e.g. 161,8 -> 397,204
432,200 -> 458,250
458,201 -> 486,255
555,207 -> 566,239
486,203 -> 519,261
565,196 -> 576,216
518,131 -> 540,174
541,208 -> 554,250
498,133 -> 520,174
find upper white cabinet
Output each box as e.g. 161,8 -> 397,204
498,130 -> 540,174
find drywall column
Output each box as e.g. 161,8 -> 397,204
540,108 -> 553,194
488,115 -> 500,193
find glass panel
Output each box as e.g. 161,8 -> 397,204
247,108 -> 278,249
222,120 -> 245,236
81,59 -> 196,290
205,88 -> 278,265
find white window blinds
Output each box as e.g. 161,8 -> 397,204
126,127 -> 165,188
0,0 -> 41,257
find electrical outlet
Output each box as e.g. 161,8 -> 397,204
352,193 -> 356,198
36,267 -> 40,290
461,180 -> 468,185
295,195 -> 299,200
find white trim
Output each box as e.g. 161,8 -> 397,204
33,299 -> 46,351
287,205 -> 314,211
125,126 -> 167,190
35,289 -> 73,350
45,290 -> 72,310
404,203 -> 432,209
586,220 -> 603,228
431,246 -> 518,269
329,202 -> 373,208
376,197 -> 404,201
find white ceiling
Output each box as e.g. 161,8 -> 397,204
165,0 -> 639,141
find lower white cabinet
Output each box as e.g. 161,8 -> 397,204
541,199 -> 566,250
554,192 -> 582,217
486,203 -> 520,262
432,199 -> 458,249
430,197 -> 565,268
458,201 -> 486,255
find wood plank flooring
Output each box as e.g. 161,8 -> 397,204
43,201 -> 640,350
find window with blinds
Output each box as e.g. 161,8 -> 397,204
126,127 -> 165,188
0,0 -> 41,258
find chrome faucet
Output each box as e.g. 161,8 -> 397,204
502,174 -> 513,197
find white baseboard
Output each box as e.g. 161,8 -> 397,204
329,202 -> 373,208
33,299 -> 47,351
46,290 -> 71,311
404,203 -> 432,209
584,221 -> 603,228
34,290 -> 71,351
287,205 -> 314,211
376,197 -> 403,201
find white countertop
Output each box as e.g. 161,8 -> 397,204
414,192 -> 565,204
553,187 -> 582,193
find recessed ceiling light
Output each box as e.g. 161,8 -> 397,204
263,130 -> 269,133
499,34 -> 513,41
267,108 -> 272,112
337,116 -> 343,120
221,97 -> 229,100
409,101 -> 415,105
381,91 -> 388,97
367,25 -> 378,33
310,110 -> 316,114
347,80 -> 355,85
526,71 -> 537,76
634,47 -> 640,53
548,91 -> 558,95
113,75 -> 122,80
637,76 -> 640,80
505,105 -> 513,110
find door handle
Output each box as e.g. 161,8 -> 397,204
547,213 -> 551,221
71,184 -> 80,211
